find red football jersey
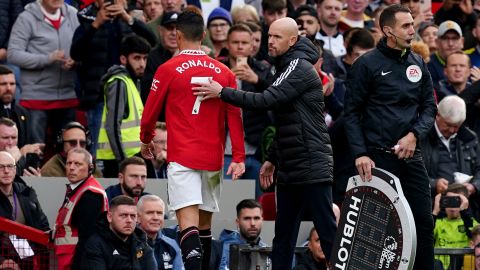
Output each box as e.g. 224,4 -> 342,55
140,50 -> 245,171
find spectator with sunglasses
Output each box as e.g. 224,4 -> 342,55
41,122 -> 102,177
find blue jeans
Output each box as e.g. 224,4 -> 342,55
28,108 -> 75,144
86,102 -> 104,157
223,154 -> 262,199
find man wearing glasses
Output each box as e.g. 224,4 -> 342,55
427,20 -> 464,89
41,122 -> 102,177
0,151 -> 49,270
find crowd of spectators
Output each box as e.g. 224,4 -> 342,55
3,0 -> 480,268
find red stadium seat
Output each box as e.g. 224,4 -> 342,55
258,192 -> 276,221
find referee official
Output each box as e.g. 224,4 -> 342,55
343,4 -> 437,269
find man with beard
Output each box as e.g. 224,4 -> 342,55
105,156 -> 148,202
295,5 -> 321,42
218,199 -> 266,270
97,35 -> 151,178
81,195 -> 156,270
0,66 -> 29,148
192,17 -> 336,269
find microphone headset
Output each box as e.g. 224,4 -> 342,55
388,31 -> 408,41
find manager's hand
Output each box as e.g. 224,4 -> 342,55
192,78 -> 223,101
259,161 -> 275,189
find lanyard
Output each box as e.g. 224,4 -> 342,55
12,192 -> 17,220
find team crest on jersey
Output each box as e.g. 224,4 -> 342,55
151,79 -> 160,92
406,65 -> 422,83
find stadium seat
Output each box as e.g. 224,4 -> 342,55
258,192 -> 276,221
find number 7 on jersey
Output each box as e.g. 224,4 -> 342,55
191,76 -> 212,115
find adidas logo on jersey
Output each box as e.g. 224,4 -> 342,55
186,249 -> 202,260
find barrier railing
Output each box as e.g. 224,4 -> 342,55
434,248 -> 474,270
0,217 -> 56,270
229,245 -> 476,270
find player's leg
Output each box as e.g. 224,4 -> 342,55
199,210 -> 213,270
198,169 -> 222,270
271,185 -> 303,270
168,162 -> 204,270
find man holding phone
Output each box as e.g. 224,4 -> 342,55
71,0 -> 156,155
220,23 -> 273,198
432,183 -> 478,268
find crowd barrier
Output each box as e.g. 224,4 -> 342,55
229,245 -> 477,270
0,217 -> 56,269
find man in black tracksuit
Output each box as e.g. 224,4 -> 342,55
343,5 -> 437,269
193,17 -> 336,269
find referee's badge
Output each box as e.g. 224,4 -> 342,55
406,65 -> 422,83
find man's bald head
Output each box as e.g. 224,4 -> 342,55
271,17 -> 299,37
0,151 -> 15,165
268,17 -> 299,57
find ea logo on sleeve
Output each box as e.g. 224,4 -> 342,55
406,65 -> 422,83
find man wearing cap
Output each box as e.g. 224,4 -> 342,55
207,7 -> 232,58
141,11 -> 179,103
295,5 -> 321,41
427,20 -> 464,89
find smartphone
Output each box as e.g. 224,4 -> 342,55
440,196 -> 461,208
25,153 -> 41,169
236,56 -> 247,66
104,0 -> 115,6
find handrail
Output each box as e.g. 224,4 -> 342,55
0,217 -> 50,246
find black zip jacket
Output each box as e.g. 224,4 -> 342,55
220,36 -> 333,185
0,177 -> 49,230
344,38 -> 437,158
80,212 -> 156,270
71,4 -> 156,110
220,56 -> 274,148
420,125 -> 480,221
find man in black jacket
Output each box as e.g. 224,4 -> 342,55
293,228 -> 328,270
420,95 -> 480,221
193,17 -> 336,270
0,66 -> 30,148
343,4 -> 437,269
71,0 -> 156,154
81,195 -> 156,270
0,151 -> 49,269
